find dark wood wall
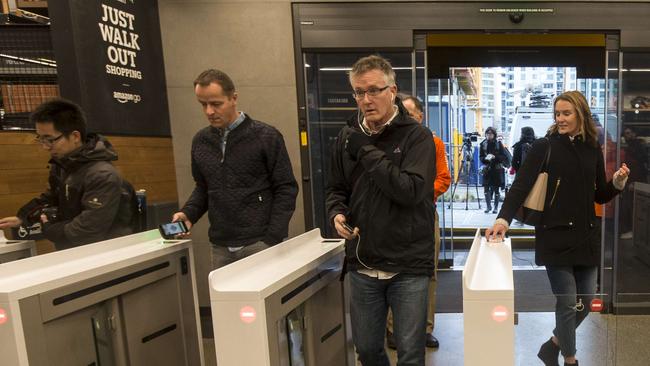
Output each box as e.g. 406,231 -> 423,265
0,132 -> 178,253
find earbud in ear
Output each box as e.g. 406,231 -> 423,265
391,92 -> 395,102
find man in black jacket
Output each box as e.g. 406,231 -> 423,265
326,55 -> 436,366
172,69 -> 298,269
0,99 -> 133,250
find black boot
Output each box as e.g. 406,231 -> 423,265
493,191 -> 500,214
484,188 -> 492,213
537,337 -> 560,366
564,361 -> 578,366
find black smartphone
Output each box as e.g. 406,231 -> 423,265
158,221 -> 189,239
342,222 -> 354,233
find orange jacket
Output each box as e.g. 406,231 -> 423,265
433,136 -> 451,200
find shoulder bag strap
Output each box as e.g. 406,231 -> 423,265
541,137 -> 552,172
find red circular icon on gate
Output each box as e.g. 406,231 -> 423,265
0,308 -> 7,325
590,299 -> 604,312
239,306 -> 257,324
492,305 -> 509,322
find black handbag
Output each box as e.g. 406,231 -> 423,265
514,138 -> 551,226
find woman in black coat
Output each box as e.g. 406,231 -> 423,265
480,126 -> 508,213
486,91 -> 629,366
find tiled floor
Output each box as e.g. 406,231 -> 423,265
202,313 -> 650,365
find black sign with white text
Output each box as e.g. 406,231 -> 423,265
49,0 -> 170,136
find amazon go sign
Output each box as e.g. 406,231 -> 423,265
113,91 -> 141,104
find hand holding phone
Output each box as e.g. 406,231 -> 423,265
342,222 -> 354,233
334,214 -> 357,240
159,221 -> 189,239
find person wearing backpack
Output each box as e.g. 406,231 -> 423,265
512,126 -> 536,173
0,99 -> 133,250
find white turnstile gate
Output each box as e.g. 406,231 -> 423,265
0,230 -> 204,366
0,239 -> 36,264
463,229 -> 514,366
209,229 -> 348,366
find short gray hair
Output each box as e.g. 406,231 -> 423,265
349,55 -> 396,86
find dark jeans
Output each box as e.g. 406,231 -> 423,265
211,241 -> 269,269
545,265 -> 598,358
484,185 -> 500,211
349,271 -> 430,366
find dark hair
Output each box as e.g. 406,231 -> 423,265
193,69 -> 236,97
520,126 -> 535,142
30,98 -> 87,141
400,94 -> 423,113
485,126 -> 498,136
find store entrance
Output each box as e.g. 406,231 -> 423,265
303,33 -> 616,256
301,31 -> 622,312
423,33 -> 616,273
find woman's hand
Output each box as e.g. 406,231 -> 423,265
613,163 -> 630,181
485,222 -> 508,242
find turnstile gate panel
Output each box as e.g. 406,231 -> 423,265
0,230 -> 204,366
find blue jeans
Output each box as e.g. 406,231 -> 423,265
545,265 -> 598,358
349,271 -> 430,366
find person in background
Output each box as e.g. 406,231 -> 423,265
172,69 -> 298,269
0,98 -> 134,250
326,55 -> 436,366
384,94 -> 451,350
511,126 -> 536,173
480,126 -> 508,214
486,91 -> 629,366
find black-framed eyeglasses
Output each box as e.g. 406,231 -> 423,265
34,134 -> 64,146
352,85 -> 390,100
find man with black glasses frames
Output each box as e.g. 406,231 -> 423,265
0,98 -> 133,250
327,55 -> 437,365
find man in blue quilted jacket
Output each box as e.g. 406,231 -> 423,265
172,69 -> 298,269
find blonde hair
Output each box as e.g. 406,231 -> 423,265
549,91 -> 599,147
349,55 -> 396,86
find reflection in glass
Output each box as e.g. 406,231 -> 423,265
617,52 -> 650,317
286,306 -> 306,366
91,301 -> 116,366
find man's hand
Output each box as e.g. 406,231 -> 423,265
0,216 -> 22,229
345,130 -> 373,160
333,214 -> 359,240
485,222 -> 507,242
171,212 -> 193,238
